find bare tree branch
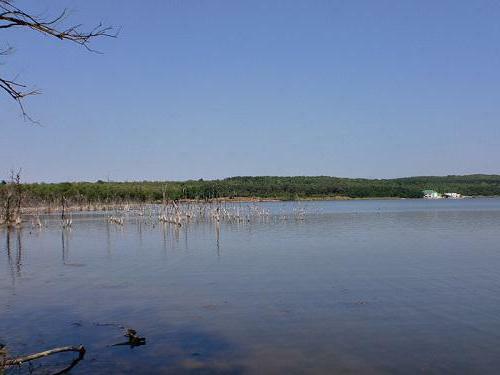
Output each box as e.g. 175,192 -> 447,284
0,76 -> 40,122
0,0 -> 117,121
0,1 -> 117,50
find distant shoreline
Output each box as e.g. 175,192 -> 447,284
16,195 -> 498,217
3,175 -> 500,219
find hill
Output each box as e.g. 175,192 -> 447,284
5,174 -> 500,206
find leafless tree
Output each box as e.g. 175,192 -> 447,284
0,0 -> 117,121
0,168 -> 22,226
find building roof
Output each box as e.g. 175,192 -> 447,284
422,190 -> 437,194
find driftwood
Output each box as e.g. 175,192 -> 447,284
2,345 -> 85,367
112,329 -> 146,347
1,326 -> 143,372
124,329 -> 146,346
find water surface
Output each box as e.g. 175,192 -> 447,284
2,199 -> 500,374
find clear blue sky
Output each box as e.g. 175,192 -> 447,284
1,0 -> 499,182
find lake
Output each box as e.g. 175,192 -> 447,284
2,199 -> 500,374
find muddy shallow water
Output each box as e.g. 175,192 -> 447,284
2,199 -> 500,374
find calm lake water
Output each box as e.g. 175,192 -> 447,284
2,199 -> 500,374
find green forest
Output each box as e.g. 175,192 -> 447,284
3,174 -> 500,206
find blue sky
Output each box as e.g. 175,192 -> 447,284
1,0 -> 499,182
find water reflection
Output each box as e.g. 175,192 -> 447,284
184,224 -> 189,251
4,228 -> 23,286
215,221 -> 221,256
60,228 -> 85,267
161,222 -> 167,256
15,229 -> 22,276
61,228 -> 70,265
106,220 -> 111,257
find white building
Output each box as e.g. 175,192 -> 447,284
423,190 -> 441,199
444,192 -> 462,199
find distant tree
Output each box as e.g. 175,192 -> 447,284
0,0 -> 117,121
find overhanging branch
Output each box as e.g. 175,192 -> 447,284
0,0 -> 117,121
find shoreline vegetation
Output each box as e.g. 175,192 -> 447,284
2,174 -> 500,222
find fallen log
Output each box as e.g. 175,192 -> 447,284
3,345 -> 85,366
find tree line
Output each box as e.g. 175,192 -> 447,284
2,175 -> 500,208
